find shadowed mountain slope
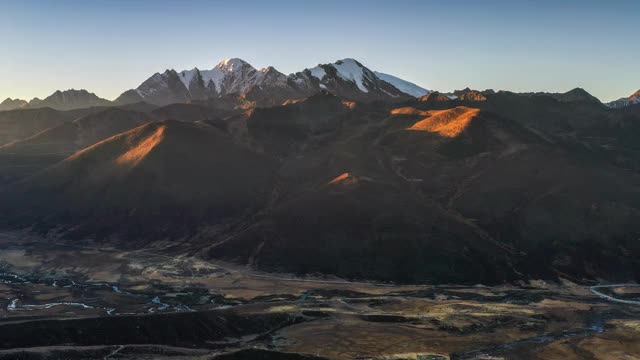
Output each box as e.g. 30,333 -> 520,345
150,103 -> 238,123
247,92 -> 349,154
209,173 -> 519,284
0,108 -> 153,185
0,107 -> 69,146
0,108 -> 153,154
0,106 -> 112,146
2,92 -> 640,284
0,120 -> 277,239
207,103 -> 640,283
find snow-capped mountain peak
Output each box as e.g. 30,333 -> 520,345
216,58 -> 254,72
308,66 -> 327,81
306,58 -> 373,93
117,57 -> 429,106
178,68 -> 200,89
298,58 -> 416,100
211,58 -> 260,94
260,66 -> 278,74
331,58 -> 372,93
373,71 -> 431,97
256,66 -> 288,85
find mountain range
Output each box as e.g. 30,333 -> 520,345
0,89 -> 111,111
0,98 -> 28,111
1,57 -> 640,285
114,58 -> 429,106
2,58 -> 431,111
3,58 -> 637,113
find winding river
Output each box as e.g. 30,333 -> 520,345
2,272 -> 194,315
589,284 -> 640,306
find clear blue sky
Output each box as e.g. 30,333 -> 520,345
1,0 -> 638,102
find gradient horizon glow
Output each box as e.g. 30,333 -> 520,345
1,0 -> 638,102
